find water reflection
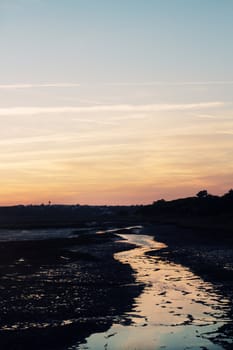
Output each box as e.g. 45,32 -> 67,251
76,234 -> 231,350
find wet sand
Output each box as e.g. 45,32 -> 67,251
0,232 -> 143,349
142,224 -> 233,349
78,234 -> 232,350
0,224 -> 232,349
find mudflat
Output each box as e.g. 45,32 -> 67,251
0,232 -> 142,349
143,224 -> 233,348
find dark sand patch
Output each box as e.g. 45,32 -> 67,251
0,232 -> 143,349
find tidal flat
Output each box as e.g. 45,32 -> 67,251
0,231 -> 142,349
0,225 -> 232,349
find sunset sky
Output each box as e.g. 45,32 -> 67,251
0,0 -> 233,205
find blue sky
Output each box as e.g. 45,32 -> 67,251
1,0 -> 233,84
0,0 -> 232,204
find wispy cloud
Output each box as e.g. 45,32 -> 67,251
0,83 -> 80,89
0,102 -> 224,116
1,81 -> 233,90
102,81 -> 233,87
193,113 -> 233,120
195,114 -> 220,119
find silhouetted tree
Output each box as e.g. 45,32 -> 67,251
224,189 -> 233,198
196,190 -> 208,199
153,199 -> 166,205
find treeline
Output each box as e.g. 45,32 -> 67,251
139,189 -> 233,218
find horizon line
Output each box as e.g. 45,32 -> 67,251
1,189 -> 231,207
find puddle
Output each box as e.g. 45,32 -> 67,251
75,234 -> 231,350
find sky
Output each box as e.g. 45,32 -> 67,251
0,0 -> 233,205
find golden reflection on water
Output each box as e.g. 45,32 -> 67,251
76,233 -> 230,350
117,235 -> 228,327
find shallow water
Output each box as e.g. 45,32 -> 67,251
75,233 -> 231,350
0,227 -> 92,241
0,225 -> 140,241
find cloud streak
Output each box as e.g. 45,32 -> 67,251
103,81 -> 233,86
0,83 -> 80,89
1,81 -> 233,90
0,102 -> 224,116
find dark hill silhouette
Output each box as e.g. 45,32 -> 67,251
139,189 -> 233,234
0,204 -> 138,229
0,190 -> 232,232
